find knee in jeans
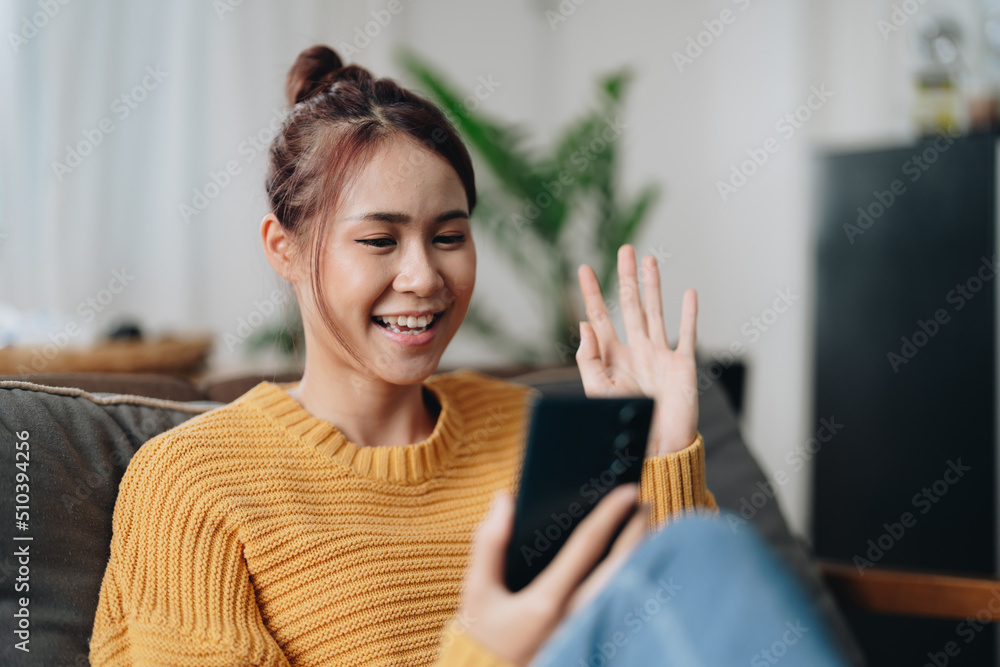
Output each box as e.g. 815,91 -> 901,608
640,512 -> 764,574
660,512 -> 743,549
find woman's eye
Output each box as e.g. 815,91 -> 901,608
355,235 -> 466,248
356,238 -> 395,248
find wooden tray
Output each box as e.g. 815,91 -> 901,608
0,337 -> 213,375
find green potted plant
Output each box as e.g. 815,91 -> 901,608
397,49 -> 662,364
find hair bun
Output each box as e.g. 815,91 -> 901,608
285,45 -> 344,106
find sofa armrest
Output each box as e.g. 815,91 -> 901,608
819,561 -> 1000,621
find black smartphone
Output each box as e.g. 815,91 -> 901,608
503,394 -> 654,593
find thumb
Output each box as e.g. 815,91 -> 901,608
576,322 -> 612,396
467,491 -> 514,591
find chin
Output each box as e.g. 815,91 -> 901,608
366,318 -> 460,384
371,355 -> 442,385
381,367 -> 438,387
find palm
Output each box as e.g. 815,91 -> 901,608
575,245 -> 699,457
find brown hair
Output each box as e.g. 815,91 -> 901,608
266,45 -> 476,372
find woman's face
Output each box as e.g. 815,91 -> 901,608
298,133 -> 475,385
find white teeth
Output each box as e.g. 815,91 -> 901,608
375,313 -> 438,334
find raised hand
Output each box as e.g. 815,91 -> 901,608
575,244 -> 699,457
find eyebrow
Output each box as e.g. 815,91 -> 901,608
348,209 -> 469,224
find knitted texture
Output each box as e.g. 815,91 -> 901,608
90,369 -> 716,666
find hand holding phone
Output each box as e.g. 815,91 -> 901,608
453,480 -> 650,666
503,394 -> 654,593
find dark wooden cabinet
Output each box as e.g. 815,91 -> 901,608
812,131 -> 998,666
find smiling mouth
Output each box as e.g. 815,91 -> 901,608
371,311 -> 444,335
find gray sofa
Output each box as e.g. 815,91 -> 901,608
0,363 -> 865,666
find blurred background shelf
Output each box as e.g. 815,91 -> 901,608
0,336 -> 213,376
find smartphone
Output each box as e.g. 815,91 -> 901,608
503,394 -> 654,593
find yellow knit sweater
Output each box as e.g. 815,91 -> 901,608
90,369 -> 717,666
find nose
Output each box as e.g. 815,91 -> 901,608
391,242 -> 445,297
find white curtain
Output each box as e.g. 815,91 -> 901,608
0,0 -> 386,367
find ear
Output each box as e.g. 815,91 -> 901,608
261,213 -> 301,283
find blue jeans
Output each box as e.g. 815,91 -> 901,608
528,512 -> 850,667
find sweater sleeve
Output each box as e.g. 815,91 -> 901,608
89,434 -> 291,666
639,431 -> 718,531
516,386 -> 716,534
433,617 -> 519,667
428,439 -> 718,666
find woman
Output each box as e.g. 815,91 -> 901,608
90,45 -> 844,667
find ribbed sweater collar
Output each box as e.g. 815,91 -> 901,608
244,374 -> 468,485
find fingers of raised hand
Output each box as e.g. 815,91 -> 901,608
577,263 -> 618,357
677,288 -> 698,357
617,245 -> 648,343
575,321 -> 613,397
641,254 -> 668,346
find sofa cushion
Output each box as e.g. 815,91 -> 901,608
0,368 -> 864,666
0,382 -> 219,666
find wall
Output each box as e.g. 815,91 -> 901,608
5,0 -> 983,538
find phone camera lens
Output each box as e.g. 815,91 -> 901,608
618,404 -> 637,425
614,431 -> 634,450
